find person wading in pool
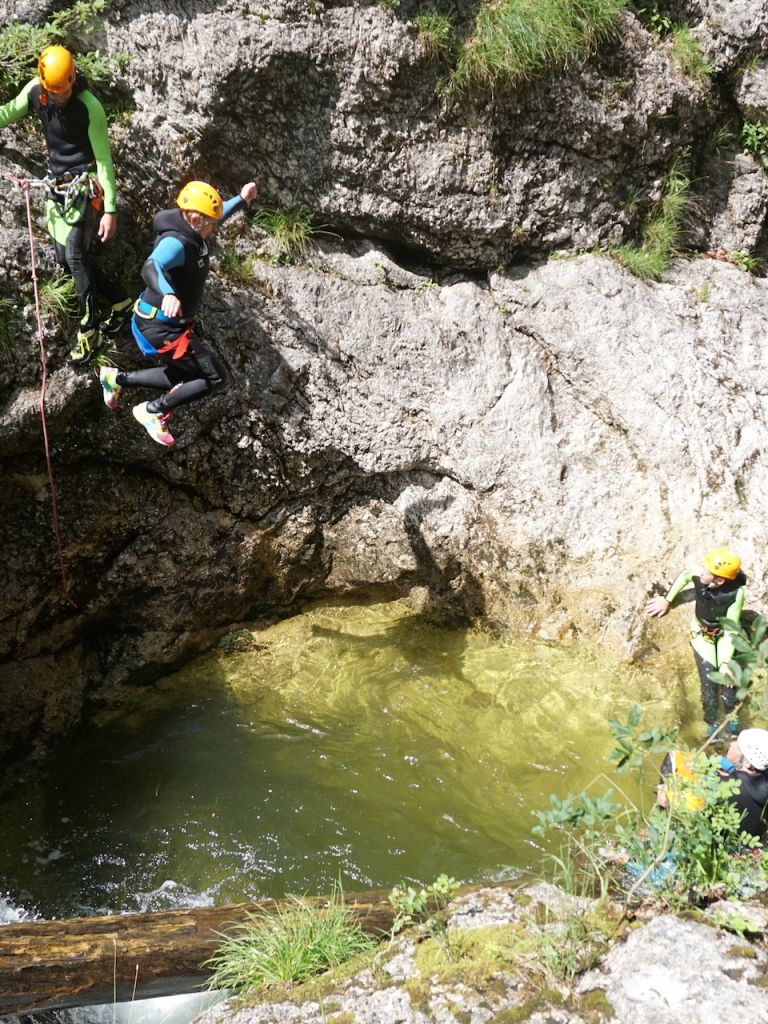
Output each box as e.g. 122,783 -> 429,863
646,548 -> 746,733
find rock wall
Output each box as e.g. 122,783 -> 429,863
1,0 -> 768,763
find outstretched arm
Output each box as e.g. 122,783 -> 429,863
646,568 -> 695,618
220,181 -> 257,223
0,80 -> 35,130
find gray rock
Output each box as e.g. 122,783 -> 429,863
579,914 -> 768,1024
736,64 -> 768,122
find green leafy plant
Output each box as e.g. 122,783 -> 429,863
452,0 -> 626,90
389,874 -> 460,933
730,250 -> 761,274
39,272 -> 78,325
413,12 -> 455,58
535,613 -> 768,909
203,890 -> 375,997
742,120 -> 768,156
253,206 -> 319,263
669,26 -> 713,81
611,168 -> 689,280
0,0 -> 117,95
636,6 -> 672,35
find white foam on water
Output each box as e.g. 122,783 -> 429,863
0,893 -> 34,925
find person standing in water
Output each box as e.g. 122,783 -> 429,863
98,178 -> 257,446
646,548 -> 746,732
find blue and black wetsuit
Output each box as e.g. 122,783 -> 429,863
117,195 -> 246,413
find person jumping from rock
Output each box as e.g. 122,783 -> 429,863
98,179 -> 257,446
646,548 -> 746,733
0,45 -> 132,365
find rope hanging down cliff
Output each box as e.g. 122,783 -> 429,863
2,170 -> 77,608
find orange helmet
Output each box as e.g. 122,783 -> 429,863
38,45 -> 76,94
176,181 -> 223,220
703,548 -> 741,580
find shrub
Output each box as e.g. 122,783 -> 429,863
453,0 -> 626,90
0,0 -> 115,95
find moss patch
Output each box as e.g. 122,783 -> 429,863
727,944 -> 758,960
578,987 -> 616,1021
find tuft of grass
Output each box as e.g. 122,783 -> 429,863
413,11 -> 455,58
0,296 -> 22,364
203,891 -> 376,997
253,206 -> 319,262
452,0 -> 626,90
669,26 -> 713,81
0,0 -> 116,95
610,169 -> 689,280
39,272 -> 78,324
219,248 -> 256,283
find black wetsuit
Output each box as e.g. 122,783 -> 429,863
719,769 -> 768,839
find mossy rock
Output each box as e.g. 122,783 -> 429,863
727,944 -> 758,960
579,987 -> 616,1021
490,988 -> 564,1023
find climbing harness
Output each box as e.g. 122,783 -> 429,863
1,170 -> 77,608
45,168 -> 94,217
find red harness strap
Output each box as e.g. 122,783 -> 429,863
156,326 -> 193,360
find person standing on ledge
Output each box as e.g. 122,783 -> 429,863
646,548 -> 746,733
98,179 -> 257,447
0,45 -> 132,365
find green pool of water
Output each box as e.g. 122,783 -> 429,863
0,597 -> 699,918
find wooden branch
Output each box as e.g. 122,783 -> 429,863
0,889 -> 398,1015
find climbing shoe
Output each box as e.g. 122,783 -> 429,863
65,327 -> 99,366
99,297 -> 133,336
132,401 -> 174,446
99,366 -> 123,410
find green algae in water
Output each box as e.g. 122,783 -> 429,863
0,598 -> 696,918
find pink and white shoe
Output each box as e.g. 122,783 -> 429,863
132,402 -> 174,446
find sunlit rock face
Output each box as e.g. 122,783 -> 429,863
0,0 -> 767,762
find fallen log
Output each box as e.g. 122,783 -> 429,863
0,888 -> 400,1015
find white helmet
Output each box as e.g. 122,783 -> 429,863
738,729 -> 768,772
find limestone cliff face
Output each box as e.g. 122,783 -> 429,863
1,0 -> 767,762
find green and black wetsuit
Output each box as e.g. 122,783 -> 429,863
664,568 -> 747,726
0,74 -> 128,330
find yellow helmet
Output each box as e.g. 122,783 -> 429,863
703,548 -> 741,580
176,181 -> 223,220
38,45 -> 76,94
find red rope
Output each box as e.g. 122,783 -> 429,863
11,175 -> 78,608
